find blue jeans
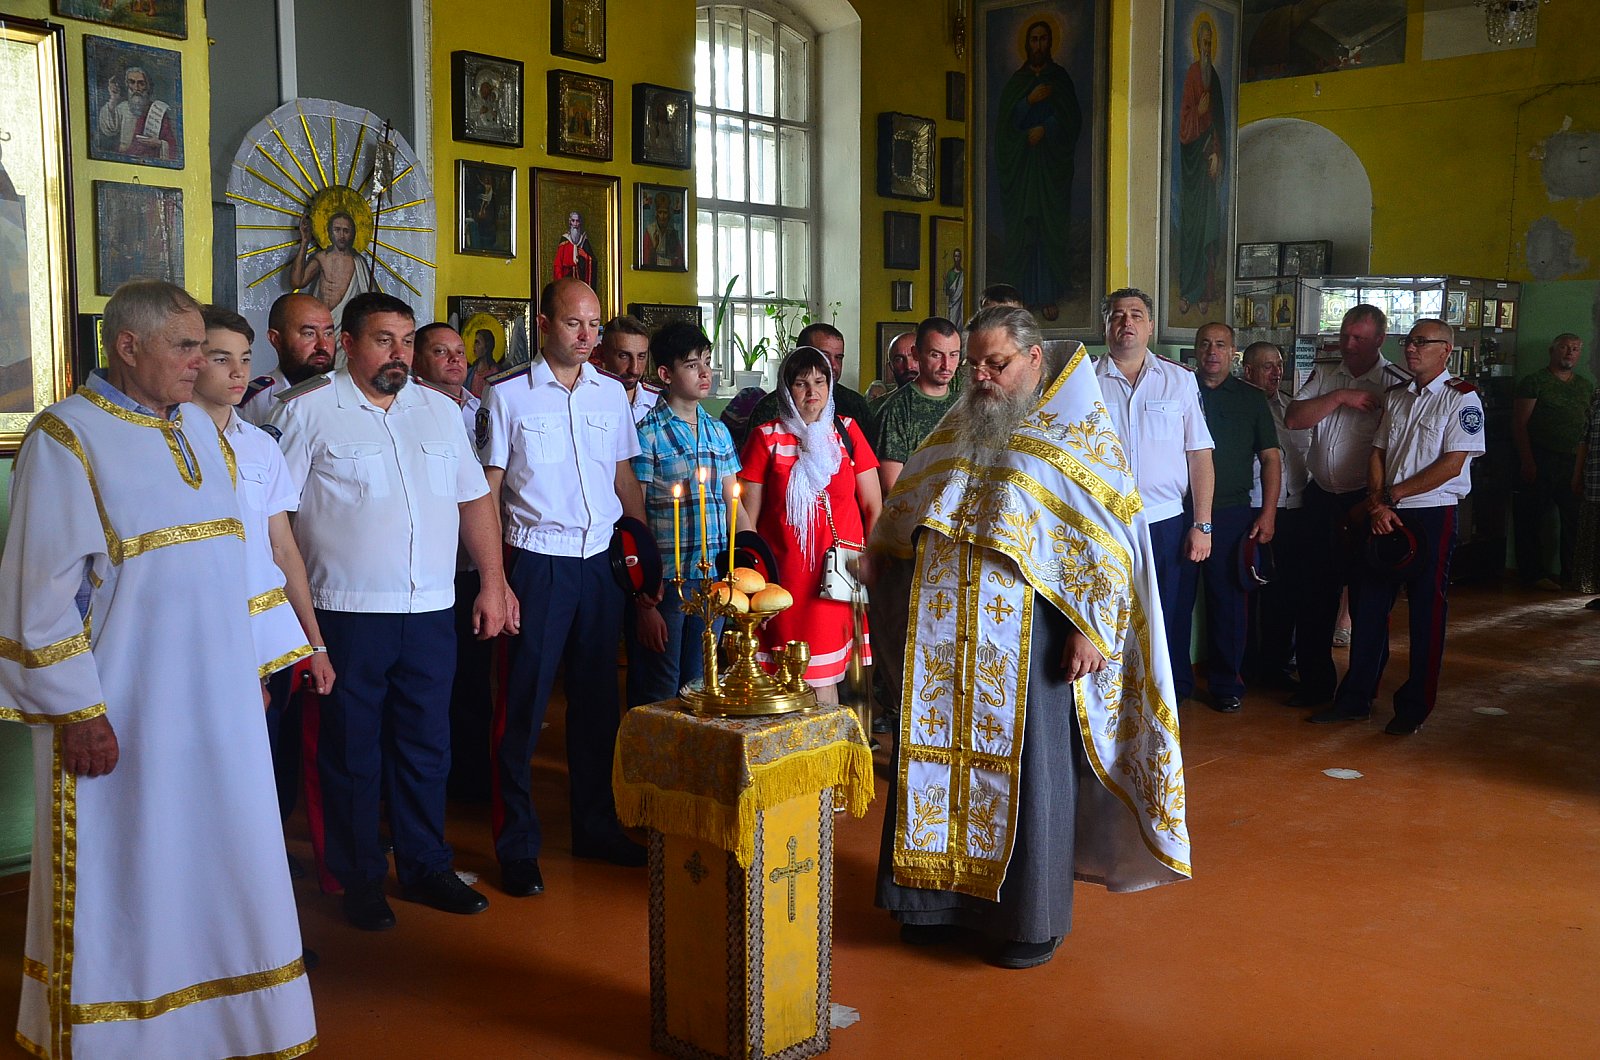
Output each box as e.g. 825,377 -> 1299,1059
624,580 -> 722,708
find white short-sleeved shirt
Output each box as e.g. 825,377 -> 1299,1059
1251,389 -> 1312,509
267,369 -> 489,613
1376,374 -> 1487,507
478,357 -> 641,558
1293,357 -> 1412,493
1094,351 -> 1215,523
237,370 -> 289,427
226,410 -> 308,669
627,383 -> 661,425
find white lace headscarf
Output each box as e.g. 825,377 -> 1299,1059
776,346 -> 842,568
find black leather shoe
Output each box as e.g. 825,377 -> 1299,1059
992,936 -> 1063,969
1383,717 -> 1422,736
1308,704 -> 1370,724
1287,689 -> 1333,708
1209,695 -> 1242,713
574,832 -> 648,867
501,859 -> 545,897
401,871 -> 489,915
342,884 -> 397,932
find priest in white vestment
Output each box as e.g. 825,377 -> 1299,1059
870,306 -> 1192,969
0,282 -> 316,1058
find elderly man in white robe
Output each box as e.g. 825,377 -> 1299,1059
0,281 -> 316,1057
869,306 -> 1191,969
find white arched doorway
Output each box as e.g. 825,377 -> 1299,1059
1237,118 -> 1372,275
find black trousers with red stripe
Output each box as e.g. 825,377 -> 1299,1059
1334,504 -> 1458,726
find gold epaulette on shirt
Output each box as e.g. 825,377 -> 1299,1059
273,375 -> 331,402
487,363 -> 530,386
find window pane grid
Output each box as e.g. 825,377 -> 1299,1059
697,3 -> 816,386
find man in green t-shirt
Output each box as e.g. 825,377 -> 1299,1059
875,317 -> 962,494
1513,332 -> 1593,589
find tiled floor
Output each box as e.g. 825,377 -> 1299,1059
3,581 -> 1597,1057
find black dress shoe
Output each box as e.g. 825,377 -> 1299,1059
342,884 -> 397,932
1287,689 -> 1333,708
574,832 -> 648,867
1209,695 -> 1242,713
991,936 -> 1063,969
501,859 -> 545,897
1383,717 -> 1422,736
401,871 -> 490,915
1307,704 -> 1370,724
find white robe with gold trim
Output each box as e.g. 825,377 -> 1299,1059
0,392 -> 316,1059
875,344 -> 1191,901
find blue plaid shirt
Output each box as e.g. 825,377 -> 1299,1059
632,400 -> 740,579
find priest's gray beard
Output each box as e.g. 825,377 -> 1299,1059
947,374 -> 1043,465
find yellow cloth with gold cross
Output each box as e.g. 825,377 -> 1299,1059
877,342 -> 1192,901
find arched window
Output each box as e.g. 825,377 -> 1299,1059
695,3 -> 817,389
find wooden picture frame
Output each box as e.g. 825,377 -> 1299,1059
1279,238 -> 1331,277
939,137 -> 966,207
1159,0 -> 1242,341
1236,241 -> 1280,279
549,70 -> 614,161
94,181 -> 183,295
876,322 -> 918,383
451,51 -> 524,147
552,0 -> 607,63
0,17 -> 77,451
84,35 -> 184,170
54,0 -> 187,40
1481,298 -> 1499,328
447,296 -> 534,385
930,216 -> 965,322
635,183 -> 688,272
974,0 -> 1110,338
891,280 -> 915,313
877,112 -> 936,201
456,160 -> 517,258
629,302 -> 704,332
1496,300 -> 1516,330
633,83 -> 693,169
883,211 -> 920,270
1464,298 -> 1481,329
946,72 -> 966,121
532,167 -> 620,319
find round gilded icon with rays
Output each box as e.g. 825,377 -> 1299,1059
226,98 -> 435,371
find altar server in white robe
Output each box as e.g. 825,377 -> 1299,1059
0,281 -> 316,1059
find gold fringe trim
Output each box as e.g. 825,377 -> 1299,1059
0,703 -> 105,726
72,956 -> 307,1024
614,741 -> 873,868
259,644 -> 312,679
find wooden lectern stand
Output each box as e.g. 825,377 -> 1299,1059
614,703 -> 872,1060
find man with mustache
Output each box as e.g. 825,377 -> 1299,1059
869,305 -> 1190,969
266,292 -> 513,930
240,293 -> 338,426
597,314 -> 660,424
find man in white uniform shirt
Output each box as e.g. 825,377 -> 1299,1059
597,313 -> 660,424
1312,318 -> 1484,735
1284,304 -> 1410,708
268,292 -> 512,931
1093,287 -> 1216,704
239,292 -> 337,426
1243,341 -> 1313,690
479,278 -> 652,900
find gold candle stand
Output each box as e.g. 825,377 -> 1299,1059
674,561 -> 817,717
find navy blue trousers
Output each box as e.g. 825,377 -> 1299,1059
1299,480 -> 1368,697
1192,505 -> 1256,700
495,549 -> 625,863
1334,505 -> 1458,726
1249,505 -> 1310,681
314,607 -> 456,889
263,663 -> 309,822
1148,511 -> 1199,698
622,580 -> 719,709
447,569 -> 496,801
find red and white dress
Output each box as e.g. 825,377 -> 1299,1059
739,417 -> 877,685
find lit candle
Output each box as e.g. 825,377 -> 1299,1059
671,482 -> 683,578
696,467 -> 709,575
728,481 -> 741,573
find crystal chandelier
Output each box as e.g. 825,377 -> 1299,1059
1475,0 -> 1550,46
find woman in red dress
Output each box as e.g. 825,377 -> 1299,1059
739,346 -> 882,702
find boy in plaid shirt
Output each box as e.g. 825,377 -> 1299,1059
626,322 -> 743,706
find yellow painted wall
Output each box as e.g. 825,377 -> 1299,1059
852,0 -> 967,371
11,0 -> 214,313
429,0 -> 696,320
1238,3 -> 1600,283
